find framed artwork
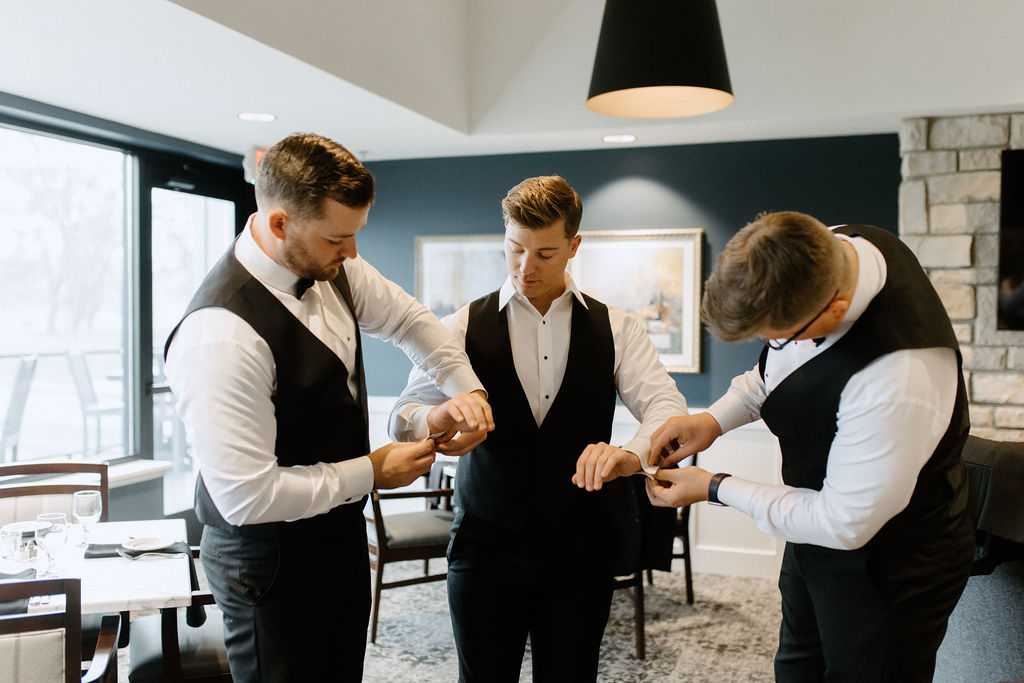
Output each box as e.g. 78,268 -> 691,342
570,229 -> 702,373
415,228 -> 702,373
415,234 -> 506,318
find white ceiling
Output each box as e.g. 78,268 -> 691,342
2,0 -> 1023,162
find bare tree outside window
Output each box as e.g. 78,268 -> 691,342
0,126 -> 126,460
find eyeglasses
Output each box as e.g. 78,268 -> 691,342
765,289 -> 839,351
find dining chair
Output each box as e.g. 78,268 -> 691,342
645,453 -> 697,605
608,474 -> 678,659
127,545 -> 232,683
0,461 -> 122,654
0,461 -> 109,527
66,353 -> 123,457
364,482 -> 455,643
1,355 -> 37,463
0,577 -> 121,683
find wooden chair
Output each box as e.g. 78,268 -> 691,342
608,475 -> 678,659
646,453 -> 697,605
0,462 -> 121,654
66,353 -> 122,457
128,545 -> 232,682
364,484 -> 455,643
0,577 -> 121,683
0,461 -> 109,526
0,355 -> 37,462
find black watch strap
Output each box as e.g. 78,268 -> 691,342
707,472 -> 732,506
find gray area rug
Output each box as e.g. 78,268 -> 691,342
363,558 -> 781,682
114,558 -> 781,681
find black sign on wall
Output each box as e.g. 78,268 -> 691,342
998,149 -> 1024,330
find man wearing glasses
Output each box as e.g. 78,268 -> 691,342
646,211 -> 973,682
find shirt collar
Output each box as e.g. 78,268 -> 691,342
497,272 -> 590,312
829,230 -> 886,338
234,215 -> 309,297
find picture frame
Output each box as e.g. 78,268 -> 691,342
570,229 -> 702,373
415,234 -> 506,318
415,228 -> 703,373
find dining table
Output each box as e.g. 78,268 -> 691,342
0,518 -> 193,615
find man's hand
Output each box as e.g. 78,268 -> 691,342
572,442 -> 642,491
649,413 -> 724,468
426,390 -> 494,445
435,430 -> 488,456
369,439 -> 437,490
645,467 -> 715,507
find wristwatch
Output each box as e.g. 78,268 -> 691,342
707,472 -> 732,506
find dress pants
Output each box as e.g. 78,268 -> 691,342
446,510 -> 614,683
774,533 -> 974,683
200,524 -> 371,683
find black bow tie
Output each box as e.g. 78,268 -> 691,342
294,278 -> 316,298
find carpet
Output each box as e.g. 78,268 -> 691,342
363,557 -> 781,682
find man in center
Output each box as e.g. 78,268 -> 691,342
389,175 -> 688,681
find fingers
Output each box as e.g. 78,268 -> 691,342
649,419 -> 680,467
649,414 -> 722,467
372,440 -> 437,489
574,443 -> 630,491
645,477 -> 676,507
450,392 -> 494,433
435,430 -> 487,456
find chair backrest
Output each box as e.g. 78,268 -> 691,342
364,486 -> 455,556
0,356 -> 37,456
0,577 -> 82,683
0,462 -> 109,527
66,353 -> 99,410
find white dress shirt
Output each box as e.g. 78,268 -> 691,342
165,221 -> 483,526
708,232 -> 958,550
389,275 -> 688,470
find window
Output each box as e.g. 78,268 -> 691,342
0,111 -> 253,514
0,125 -> 129,461
150,187 -> 236,511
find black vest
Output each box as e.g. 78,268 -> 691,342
459,291 -> 617,533
759,224 -> 971,549
165,244 -> 370,539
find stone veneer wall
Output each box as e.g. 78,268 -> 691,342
899,113 -> 1024,441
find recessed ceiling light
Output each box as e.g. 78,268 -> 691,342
237,112 -> 276,123
602,134 -> 636,144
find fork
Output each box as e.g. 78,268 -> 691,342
116,548 -> 189,560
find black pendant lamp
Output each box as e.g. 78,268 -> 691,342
587,0 -> 734,118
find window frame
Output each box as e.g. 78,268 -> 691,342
0,93 -> 253,464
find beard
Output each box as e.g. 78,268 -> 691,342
282,238 -> 342,281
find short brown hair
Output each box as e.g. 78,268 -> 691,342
701,211 -> 846,342
255,133 -> 374,220
501,175 -> 583,239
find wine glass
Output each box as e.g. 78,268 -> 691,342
35,512 -> 69,578
72,490 -> 103,546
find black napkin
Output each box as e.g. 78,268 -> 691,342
84,541 -> 206,627
0,567 -> 37,615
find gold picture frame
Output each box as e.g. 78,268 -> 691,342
415,228 -> 702,373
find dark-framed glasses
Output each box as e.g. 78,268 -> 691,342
765,289 -> 839,351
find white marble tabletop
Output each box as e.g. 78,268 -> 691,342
1,518 -> 192,615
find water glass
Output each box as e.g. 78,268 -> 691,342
72,490 -> 103,546
35,512 -> 69,577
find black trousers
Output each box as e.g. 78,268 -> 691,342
774,534 -> 974,683
447,510 -> 614,683
200,524 -> 371,683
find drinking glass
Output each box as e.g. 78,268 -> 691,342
72,490 -> 103,546
35,512 -> 69,578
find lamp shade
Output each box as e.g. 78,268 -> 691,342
587,0 -> 734,118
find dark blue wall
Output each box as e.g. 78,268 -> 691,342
359,133 -> 900,406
